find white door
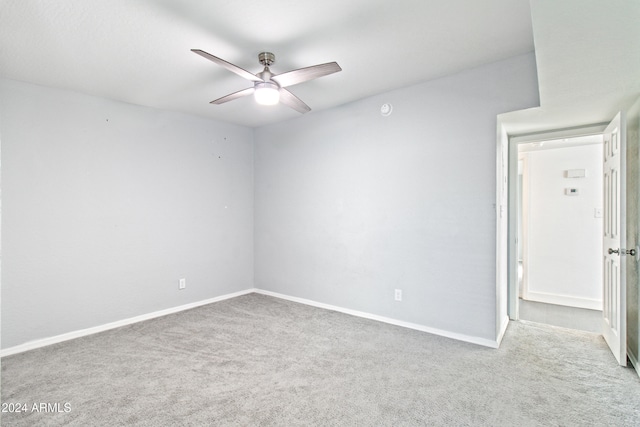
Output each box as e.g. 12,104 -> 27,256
603,112 -> 627,366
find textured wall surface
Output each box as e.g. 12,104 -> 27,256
1,79 -> 254,348
254,53 -> 540,342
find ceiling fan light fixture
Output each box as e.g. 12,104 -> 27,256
254,82 -> 280,105
192,49 -> 341,113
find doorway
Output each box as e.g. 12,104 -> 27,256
506,123 -> 609,323
516,135 -> 604,333
500,105 -> 640,374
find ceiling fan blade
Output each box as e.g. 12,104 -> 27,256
210,87 -> 255,105
192,49 -> 262,83
272,62 -> 342,88
279,88 -> 311,114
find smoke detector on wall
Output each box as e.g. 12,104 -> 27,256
381,103 -> 393,116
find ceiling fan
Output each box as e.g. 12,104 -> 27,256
191,49 -> 342,113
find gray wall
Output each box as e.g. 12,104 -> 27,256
254,53 -> 540,341
627,97 -> 640,370
1,79 -> 254,348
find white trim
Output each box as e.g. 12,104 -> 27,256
523,291 -> 602,311
629,350 -> 640,379
510,123 -> 608,145
0,289 -> 255,358
254,289 -> 500,349
495,121 -> 510,347
519,153 -> 531,303
506,123 -> 608,321
496,315 -> 510,346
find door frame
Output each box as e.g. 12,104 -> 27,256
506,123 -> 608,321
517,155 -> 530,303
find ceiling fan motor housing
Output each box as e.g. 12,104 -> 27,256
258,52 -> 275,67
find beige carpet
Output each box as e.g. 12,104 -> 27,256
2,293 -> 639,426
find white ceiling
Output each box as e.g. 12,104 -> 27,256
501,0 -> 640,135
0,0 -> 534,128
0,1 -> 638,132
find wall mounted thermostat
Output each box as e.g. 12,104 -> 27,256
380,103 -> 393,116
565,169 -> 587,178
565,188 -> 579,196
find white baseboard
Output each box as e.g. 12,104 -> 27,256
0,289 -> 255,358
524,291 -> 602,311
254,289 -> 500,349
496,315 -> 510,346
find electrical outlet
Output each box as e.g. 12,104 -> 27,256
394,289 -> 402,301
179,278 -> 186,290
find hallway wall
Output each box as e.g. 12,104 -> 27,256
521,143 -> 603,309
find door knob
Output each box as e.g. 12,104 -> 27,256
609,248 -> 637,256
